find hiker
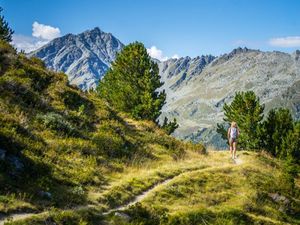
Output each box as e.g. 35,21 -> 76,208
228,121 -> 239,159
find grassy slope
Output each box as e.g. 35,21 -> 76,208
0,40 -> 204,219
108,151 -> 300,225
0,41 -> 300,225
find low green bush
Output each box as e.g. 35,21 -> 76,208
36,112 -> 80,137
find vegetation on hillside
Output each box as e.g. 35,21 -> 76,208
97,42 -> 165,121
0,37 -> 202,217
97,42 -> 178,134
217,91 -> 264,149
217,91 -> 300,163
0,7 -> 13,42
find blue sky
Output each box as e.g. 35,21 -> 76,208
1,0 -> 300,59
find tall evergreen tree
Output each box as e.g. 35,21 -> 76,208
281,122 -> 300,163
259,108 -> 294,157
0,7 -> 14,42
97,42 -> 166,121
217,91 -> 264,149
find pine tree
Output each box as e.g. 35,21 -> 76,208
97,42 -> 166,121
161,117 -> 179,135
217,91 -> 264,149
0,7 -> 14,42
281,122 -> 300,163
259,108 -> 294,157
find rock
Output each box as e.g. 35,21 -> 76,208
268,193 -> 290,204
0,148 -> 6,160
38,191 -> 52,199
114,212 -> 130,221
268,193 -> 291,212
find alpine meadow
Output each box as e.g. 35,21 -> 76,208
1,1 -> 300,225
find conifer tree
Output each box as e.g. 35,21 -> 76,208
0,7 -> 14,42
161,117 -> 179,135
281,122 -> 300,163
217,91 -> 264,149
97,42 -> 166,121
259,108 -> 294,156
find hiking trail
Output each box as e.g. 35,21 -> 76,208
0,154 -> 244,224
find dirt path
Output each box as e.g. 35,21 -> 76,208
0,156 -> 244,224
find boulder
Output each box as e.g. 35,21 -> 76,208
114,212 -> 130,221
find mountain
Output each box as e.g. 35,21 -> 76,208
30,28 -> 300,148
29,27 -> 124,90
159,47 -> 300,148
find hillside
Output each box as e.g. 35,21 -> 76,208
159,48 -> 300,148
2,150 -> 300,224
0,40 -> 203,223
29,27 -> 124,90
1,39 -> 300,225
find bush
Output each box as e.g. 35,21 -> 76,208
124,203 -> 166,225
0,40 -> 16,74
36,112 -> 79,137
161,117 -> 179,135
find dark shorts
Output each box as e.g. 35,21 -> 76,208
229,137 -> 237,144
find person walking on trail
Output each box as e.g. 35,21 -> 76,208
228,121 -> 239,159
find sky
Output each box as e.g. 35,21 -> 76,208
1,0 -> 300,60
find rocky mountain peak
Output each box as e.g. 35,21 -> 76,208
30,27 -> 124,90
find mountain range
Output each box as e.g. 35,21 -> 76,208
30,28 -> 300,148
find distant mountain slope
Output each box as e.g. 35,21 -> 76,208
31,29 -> 300,147
29,27 -> 124,90
159,48 -> 300,148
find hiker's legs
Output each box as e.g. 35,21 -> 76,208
233,141 -> 237,158
229,139 -> 233,158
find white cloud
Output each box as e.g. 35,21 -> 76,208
147,46 -> 169,61
32,21 -> 61,40
12,35 -> 48,53
12,21 -> 61,53
269,36 -> 300,47
147,46 -> 179,61
171,54 -> 179,59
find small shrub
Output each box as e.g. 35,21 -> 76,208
36,112 -> 80,137
124,203 -> 166,225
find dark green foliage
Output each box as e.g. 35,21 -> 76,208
161,117 -> 179,135
258,108 -> 294,157
0,40 -> 16,74
97,42 -> 166,121
281,122 -> 300,163
0,7 -> 13,42
217,91 -> 264,149
124,203 -> 167,225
